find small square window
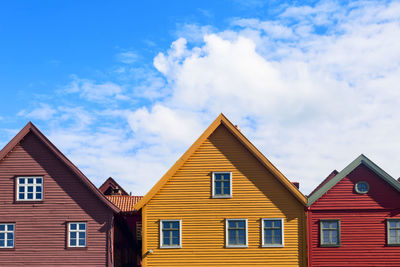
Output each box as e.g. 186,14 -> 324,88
160,220 -> 181,248
0,223 -> 15,248
17,177 -> 43,201
387,219 -> 400,246
262,218 -> 284,247
212,172 -> 232,198
320,220 -> 340,247
68,222 -> 86,248
226,219 -> 248,248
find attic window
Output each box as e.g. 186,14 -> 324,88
17,177 -> 43,201
212,172 -> 232,198
355,181 -> 369,194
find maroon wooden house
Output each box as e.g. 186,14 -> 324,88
307,154 -> 400,266
0,122 -> 120,266
100,177 -> 143,267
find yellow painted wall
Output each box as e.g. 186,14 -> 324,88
142,125 -> 306,266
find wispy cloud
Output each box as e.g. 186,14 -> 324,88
18,103 -> 57,120
117,51 -> 139,64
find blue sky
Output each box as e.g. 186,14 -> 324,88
1,0 -> 400,195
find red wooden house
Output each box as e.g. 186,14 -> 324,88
307,154 -> 400,266
0,122 -> 120,266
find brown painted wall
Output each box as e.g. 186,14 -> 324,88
0,132 -> 114,266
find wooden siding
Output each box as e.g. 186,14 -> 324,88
308,164 -> 400,266
0,132 -> 114,266
142,124 -> 306,266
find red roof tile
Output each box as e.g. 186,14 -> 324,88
106,195 -> 143,212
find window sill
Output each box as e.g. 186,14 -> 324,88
226,245 -> 248,248
159,246 -> 181,249
66,247 -> 88,251
262,244 -> 284,248
320,244 -> 340,247
211,195 -> 232,199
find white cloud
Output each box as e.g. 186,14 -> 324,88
15,0 -> 400,196
18,103 -> 57,120
117,51 -> 138,64
65,76 -> 129,103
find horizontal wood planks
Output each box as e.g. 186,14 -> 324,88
0,132 -> 113,266
142,125 -> 306,266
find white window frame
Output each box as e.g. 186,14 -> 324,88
212,172 -> 232,198
261,218 -> 284,247
68,222 -> 87,248
160,219 -> 182,249
387,219 -> 400,246
225,218 -> 248,248
0,223 -> 15,248
16,176 -> 43,201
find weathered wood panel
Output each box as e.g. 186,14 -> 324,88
0,132 -> 114,266
143,125 -> 306,266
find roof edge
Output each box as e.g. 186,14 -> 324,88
308,154 -> 399,206
0,122 -> 120,213
135,114 -> 307,210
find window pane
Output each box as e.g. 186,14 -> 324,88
0,233 -> 4,239
228,229 -> 236,244
330,222 -> 338,229
36,186 -> 42,192
19,193 -> 25,200
19,186 -> 25,193
215,184 -> 221,195
36,178 -> 42,184
78,239 -> 85,246
27,186 -> 33,192
274,229 -> 282,244
79,232 -> 85,239
163,222 -> 170,229
7,240 -> 13,247
163,232 -> 170,245
28,178 -> 34,184
70,224 -> 77,230
0,225 -> 4,231
323,231 -> 330,243
0,240 -> 4,247
36,193 -> 42,199
274,220 -> 282,228
390,221 -> 397,228
27,193 -> 33,199
172,222 -> 179,229
7,233 -> 13,240
172,236 -> 179,245
228,221 -> 235,228
265,220 -> 272,228
238,230 -> 245,244
70,239 -> 76,246
331,231 -> 338,243
237,221 -> 245,228
19,178 -> 25,184
70,232 -> 76,239
322,222 -> 330,228
265,230 -> 272,244
223,183 -> 230,194
7,225 -> 14,231
79,223 -> 86,230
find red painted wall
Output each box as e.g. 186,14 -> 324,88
0,132 -> 114,266
308,164 -> 400,266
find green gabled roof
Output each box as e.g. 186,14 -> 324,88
308,154 -> 400,207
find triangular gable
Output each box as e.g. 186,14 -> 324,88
135,114 -> 307,210
308,154 -> 400,206
0,122 -> 120,213
99,177 -> 129,195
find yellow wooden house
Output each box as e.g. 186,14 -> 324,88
135,114 -> 307,266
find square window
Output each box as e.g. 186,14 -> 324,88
262,218 -> 284,247
320,220 -> 340,247
160,220 -> 181,248
0,223 -> 15,248
387,219 -> 400,246
212,172 -> 232,198
17,177 -> 43,201
68,222 -> 86,248
226,219 -> 248,248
